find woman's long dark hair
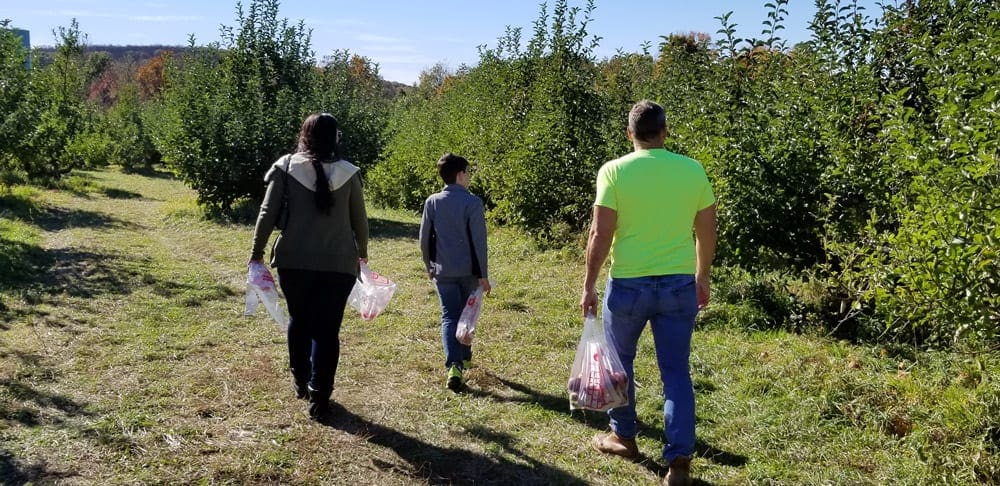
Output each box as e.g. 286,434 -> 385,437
295,113 -> 340,214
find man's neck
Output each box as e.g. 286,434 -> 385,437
633,142 -> 664,151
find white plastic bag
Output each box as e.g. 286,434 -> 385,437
455,286 -> 486,345
567,315 -> 629,411
245,261 -> 288,330
347,262 -> 397,320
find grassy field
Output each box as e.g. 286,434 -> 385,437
0,168 -> 997,485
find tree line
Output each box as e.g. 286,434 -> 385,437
1,0 -> 996,349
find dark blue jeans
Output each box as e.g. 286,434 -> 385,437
434,276 -> 479,369
603,274 -> 698,463
277,268 -> 356,395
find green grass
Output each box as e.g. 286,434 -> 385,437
0,167 -> 997,484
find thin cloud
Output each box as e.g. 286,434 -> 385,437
31,9 -> 201,23
366,54 -> 440,65
130,15 -> 202,22
31,9 -> 116,18
355,33 -> 409,44
431,36 -> 468,44
305,17 -> 372,28
361,44 -> 417,53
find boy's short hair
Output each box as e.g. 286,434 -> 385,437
437,153 -> 469,184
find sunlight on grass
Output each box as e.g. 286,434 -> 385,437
0,167 -> 997,484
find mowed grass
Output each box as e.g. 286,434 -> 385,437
0,167 -> 997,484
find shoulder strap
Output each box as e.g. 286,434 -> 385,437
281,154 -> 291,192
281,154 -> 292,218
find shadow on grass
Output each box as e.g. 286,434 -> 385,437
31,207 -> 139,233
29,248 -> 147,299
319,404 -> 588,485
0,192 -> 139,233
0,352 -> 87,484
466,372 -> 746,475
0,450 -> 76,486
100,188 -> 143,200
0,379 -> 92,426
150,279 -> 239,307
126,165 -> 176,180
369,217 -> 420,240
464,372 -> 607,430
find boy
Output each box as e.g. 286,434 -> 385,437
419,153 -> 491,391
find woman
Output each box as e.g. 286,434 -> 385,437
249,113 -> 368,419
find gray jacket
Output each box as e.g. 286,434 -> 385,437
251,153 -> 368,276
419,184 -> 489,279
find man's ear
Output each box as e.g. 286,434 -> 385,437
626,128 -> 634,141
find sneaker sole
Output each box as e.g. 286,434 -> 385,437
447,376 -> 462,391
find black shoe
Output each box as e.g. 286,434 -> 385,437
308,387 -> 332,419
293,378 -> 308,400
291,368 -> 309,400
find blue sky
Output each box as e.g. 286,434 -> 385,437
7,0 -> 886,84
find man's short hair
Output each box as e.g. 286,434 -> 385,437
628,100 -> 667,142
437,153 -> 469,184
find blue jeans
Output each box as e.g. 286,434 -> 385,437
277,268 -> 357,395
435,276 -> 479,369
603,274 -> 698,462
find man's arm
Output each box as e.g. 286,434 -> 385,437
694,204 -> 717,309
581,205 -> 616,316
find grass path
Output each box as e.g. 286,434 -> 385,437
0,168 -> 996,484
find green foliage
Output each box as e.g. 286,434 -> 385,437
367,0 -> 998,348
312,51 -> 390,170
103,83 -> 159,172
1,19 -> 93,183
152,0 -> 388,214
371,0 -> 610,239
0,21 -> 32,181
154,0 -> 314,214
832,0 -> 1000,346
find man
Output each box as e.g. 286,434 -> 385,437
581,100 -> 716,485
419,153 -> 491,392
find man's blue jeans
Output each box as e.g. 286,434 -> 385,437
603,274 -> 698,462
435,276 -> 479,369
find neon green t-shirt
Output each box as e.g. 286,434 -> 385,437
594,148 -> 715,278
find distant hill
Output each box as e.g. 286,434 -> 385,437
32,44 -> 187,71
35,44 -> 415,99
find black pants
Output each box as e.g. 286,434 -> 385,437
277,268 -> 356,395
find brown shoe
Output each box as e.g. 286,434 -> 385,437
591,432 -> 639,460
663,456 -> 691,486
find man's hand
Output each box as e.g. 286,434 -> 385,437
696,274 -> 710,310
479,278 -> 492,296
580,289 -> 599,317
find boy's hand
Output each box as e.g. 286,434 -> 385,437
479,278 -> 492,296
